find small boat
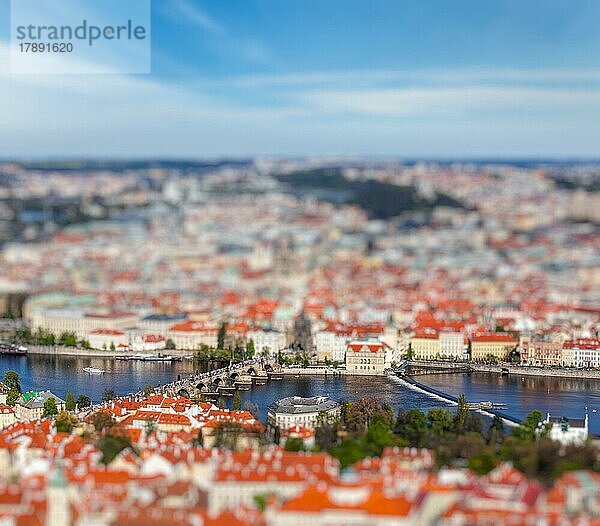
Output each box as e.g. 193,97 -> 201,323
83,366 -> 105,374
0,343 -> 28,356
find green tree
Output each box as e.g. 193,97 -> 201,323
55,411 -> 78,433
165,338 -> 176,350
465,412 -> 484,434
80,340 -> 91,349
6,388 -> 19,406
110,342 -> 116,351
101,389 -> 116,403
284,437 -> 305,452
217,322 -> 227,350
468,447 -> 499,475
42,397 -> 58,418
142,384 -> 154,396
2,371 -> 21,392
487,415 -> 505,444
217,395 -> 227,409
330,438 -> 365,469
454,393 -> 469,434
65,391 -> 76,411
76,395 -> 92,409
427,408 -> 454,436
92,411 -> 115,432
513,410 -> 547,441
232,390 -> 242,410
59,332 -> 77,347
399,409 -> 428,447
362,418 -> 395,457
246,339 -> 255,358
98,433 -> 134,465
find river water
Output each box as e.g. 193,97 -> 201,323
2,355 -> 600,433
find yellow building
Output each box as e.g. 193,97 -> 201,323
410,333 -> 439,360
470,334 -> 517,362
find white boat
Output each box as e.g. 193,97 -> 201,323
83,366 -> 105,374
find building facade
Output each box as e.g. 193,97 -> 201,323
345,340 -> 387,375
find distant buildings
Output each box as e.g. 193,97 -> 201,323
14,390 -> 65,420
470,334 -> 518,363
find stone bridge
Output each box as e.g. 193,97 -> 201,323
159,360 -> 278,400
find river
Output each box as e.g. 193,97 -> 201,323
2,355 -> 600,433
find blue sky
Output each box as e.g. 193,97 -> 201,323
1,0 -> 600,158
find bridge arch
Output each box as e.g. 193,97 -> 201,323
247,367 -> 257,376
178,388 -> 190,398
264,364 -> 273,372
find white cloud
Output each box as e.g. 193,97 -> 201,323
299,86 -> 600,117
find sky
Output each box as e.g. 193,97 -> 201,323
1,0 -> 600,158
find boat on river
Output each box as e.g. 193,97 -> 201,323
83,366 -> 105,374
0,343 -> 28,356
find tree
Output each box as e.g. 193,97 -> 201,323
217,395 -> 227,409
330,438 -> 365,469
468,447 -> 499,475
362,418 -> 395,457
398,409 -> 428,447
142,384 -> 154,396
92,411 -> 115,432
427,408 -> 454,436
246,339 -> 255,358
80,340 -> 91,349
284,437 -> 305,452
42,397 -> 58,418
6,388 -> 19,406
65,391 -> 76,411
56,411 -> 78,433
2,371 -> 21,392
59,332 -> 77,347
110,342 -> 116,351
98,433 -> 134,465
465,412 -> 484,434
165,338 -> 176,350
513,410 -> 547,441
76,395 -> 92,409
232,390 -> 242,410
487,415 -> 505,444
218,322 -> 227,350
315,420 -> 338,451
454,393 -> 469,434
101,389 -> 116,403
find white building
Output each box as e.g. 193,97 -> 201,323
439,331 -> 466,360
0,404 -> 15,429
345,340 -> 387,376
30,308 -> 138,340
544,413 -> 588,445
314,330 -> 348,363
267,396 -> 341,435
247,328 -> 286,357
88,329 -> 128,350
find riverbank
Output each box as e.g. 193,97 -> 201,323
473,363 -> 600,380
24,345 -> 193,358
280,366 -> 346,376
408,360 -> 600,380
